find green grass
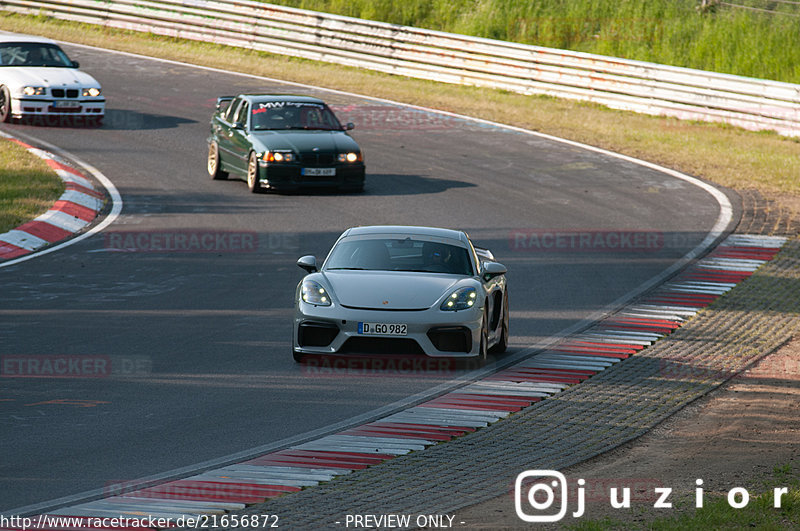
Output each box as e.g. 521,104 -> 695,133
270,0 -> 800,83
569,464 -> 800,530
0,11 -> 798,231
0,138 -> 63,233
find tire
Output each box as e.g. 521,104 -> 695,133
247,151 -> 261,193
490,293 -> 509,354
0,86 -> 12,123
207,141 -> 228,180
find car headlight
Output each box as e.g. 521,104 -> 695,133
301,280 -> 332,306
263,151 -> 294,162
82,87 -> 102,97
441,287 -> 477,311
21,86 -> 46,96
337,152 -> 361,163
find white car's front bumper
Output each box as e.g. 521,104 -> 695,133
12,95 -> 105,121
293,301 -> 483,358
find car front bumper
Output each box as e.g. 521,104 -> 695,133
12,96 -> 105,121
257,162 -> 365,191
293,301 -> 483,358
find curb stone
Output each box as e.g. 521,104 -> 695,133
0,133 -> 104,261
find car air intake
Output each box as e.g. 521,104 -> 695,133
339,337 -> 425,355
427,326 -> 472,353
297,322 -> 339,347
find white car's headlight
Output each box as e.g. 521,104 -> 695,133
441,287 -> 477,311
21,86 -> 46,96
301,279 -> 332,306
82,87 -> 102,97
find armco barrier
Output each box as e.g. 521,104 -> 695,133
2,0 -> 799,136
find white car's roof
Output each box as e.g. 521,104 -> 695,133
343,225 -> 470,244
0,32 -> 59,45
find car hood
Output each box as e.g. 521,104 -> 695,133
250,130 -> 359,153
322,271 -> 467,310
1,67 -> 100,88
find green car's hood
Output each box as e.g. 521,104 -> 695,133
249,130 -> 360,154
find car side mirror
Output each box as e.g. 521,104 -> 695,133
71,60 -> 80,68
297,255 -> 318,273
482,261 -> 506,282
345,122 -> 355,131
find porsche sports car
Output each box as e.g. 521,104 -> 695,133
293,226 -> 509,362
0,33 -> 105,123
207,94 -> 365,193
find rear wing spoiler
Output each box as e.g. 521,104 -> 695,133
475,247 -> 495,262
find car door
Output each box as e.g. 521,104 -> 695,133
214,96 -> 241,174
226,100 -> 252,175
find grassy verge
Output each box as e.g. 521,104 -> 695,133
270,0 -> 800,84
0,138 -> 63,233
0,11 -> 798,230
571,464 -> 800,530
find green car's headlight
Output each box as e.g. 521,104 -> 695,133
441,287 -> 477,311
264,151 -> 294,162
301,280 -> 332,306
337,152 -> 361,163
21,86 -> 46,96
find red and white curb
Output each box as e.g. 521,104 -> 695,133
3,233 -> 786,529
0,134 -> 104,261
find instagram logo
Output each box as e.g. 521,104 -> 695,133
515,470 -> 576,522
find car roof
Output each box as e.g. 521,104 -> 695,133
342,225 -> 470,244
240,94 -> 326,104
0,33 -> 59,45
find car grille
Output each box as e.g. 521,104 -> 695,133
51,89 -> 79,98
339,337 -> 425,355
300,153 -> 335,166
427,326 -> 472,353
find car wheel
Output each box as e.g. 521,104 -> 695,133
490,294 -> 509,354
247,152 -> 261,193
207,141 -> 228,180
0,86 -> 12,123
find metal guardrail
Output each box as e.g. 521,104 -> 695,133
3,0 -> 800,136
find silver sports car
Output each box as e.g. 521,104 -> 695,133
293,226 -> 509,362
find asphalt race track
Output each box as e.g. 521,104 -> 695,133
0,43 -> 734,513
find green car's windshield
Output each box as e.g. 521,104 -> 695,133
325,238 -> 474,276
251,101 -> 343,131
0,43 -> 73,67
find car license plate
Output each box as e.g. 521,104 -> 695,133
301,167 -> 336,176
358,322 -> 408,336
53,100 -> 81,108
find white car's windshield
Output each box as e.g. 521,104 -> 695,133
326,237 -> 474,276
251,101 -> 343,131
0,43 -> 74,67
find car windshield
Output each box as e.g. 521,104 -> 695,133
325,237 -> 474,276
0,42 -> 74,67
251,101 -> 343,131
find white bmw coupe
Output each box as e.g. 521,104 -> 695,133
0,33 -> 105,124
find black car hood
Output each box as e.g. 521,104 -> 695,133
250,130 -> 359,154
